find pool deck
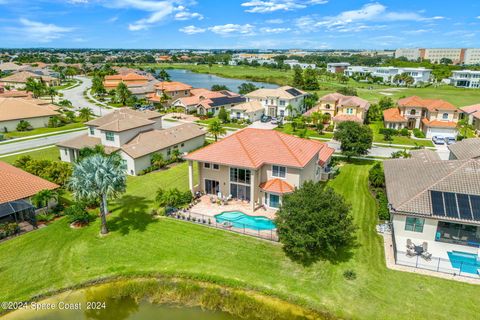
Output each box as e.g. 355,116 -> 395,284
189,195 -> 277,220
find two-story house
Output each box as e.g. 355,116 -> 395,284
305,93 -> 370,126
57,108 -> 206,175
147,81 -> 193,107
460,104 -> 480,135
384,150 -> 480,276
244,86 -> 307,118
184,128 -> 335,210
383,96 -> 460,138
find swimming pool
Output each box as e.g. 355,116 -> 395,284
214,211 -> 276,231
447,251 -> 480,275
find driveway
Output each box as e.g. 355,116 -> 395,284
435,143 -> 450,160
248,121 -> 278,129
60,76 -> 112,117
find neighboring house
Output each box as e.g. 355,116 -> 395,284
57,108 -> 206,176
245,86 -> 307,118
305,93 -> 370,126
384,153 -> 480,270
448,138 -> 480,160
0,62 -> 28,73
184,128 -> 335,210
344,66 -> 432,85
0,97 -> 60,131
103,72 -> 159,98
326,62 -> 350,73
0,161 -> 59,224
459,104 -> 480,134
147,81 -> 193,107
383,96 -> 460,138
283,59 -> 316,69
450,70 -> 480,89
229,101 -> 264,122
172,88 -> 245,115
0,71 -> 60,89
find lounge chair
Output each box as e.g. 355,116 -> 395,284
406,248 -> 416,257
406,239 -> 415,250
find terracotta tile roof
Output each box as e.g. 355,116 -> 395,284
0,97 -> 60,121
0,90 -> 30,98
56,134 -> 119,154
174,88 -> 225,107
155,81 -> 192,92
320,92 -> 345,102
398,96 -> 457,111
383,108 -> 407,122
0,161 -> 59,204
185,128 -> 329,169
121,123 -> 205,159
319,93 -> 370,110
245,86 -> 307,100
332,114 -> 363,123
421,118 -> 457,128
318,146 -> 335,166
259,178 -> 295,194
85,108 -> 162,132
0,71 -> 58,84
448,138 -> 480,160
460,104 -> 480,120
0,62 -> 27,72
230,101 -> 264,113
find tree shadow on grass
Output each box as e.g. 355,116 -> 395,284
108,195 -> 156,236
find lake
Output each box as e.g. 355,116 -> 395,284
161,69 -> 278,93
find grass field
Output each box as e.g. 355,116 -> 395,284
143,63 -> 480,107
3,122 -> 85,139
1,160 -> 479,319
0,146 -> 60,164
369,121 -> 435,147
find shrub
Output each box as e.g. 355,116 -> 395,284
36,213 -> 55,223
413,128 -> 425,138
375,189 -> 390,220
64,203 -> 90,224
399,128 -> 409,136
368,162 -> 385,188
343,269 -> 357,280
0,222 -> 20,239
16,120 -> 32,131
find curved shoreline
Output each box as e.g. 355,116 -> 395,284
2,275 -> 334,320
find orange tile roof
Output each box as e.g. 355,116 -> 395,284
398,96 -> 457,111
383,108 -> 407,122
259,178 -> 295,194
460,104 -> 480,114
185,128 -> 329,169
0,161 -> 59,204
318,146 -> 335,167
332,114 -> 363,123
155,81 -> 192,92
421,118 -> 457,128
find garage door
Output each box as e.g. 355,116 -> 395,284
428,128 -> 457,138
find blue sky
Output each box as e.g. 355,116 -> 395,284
0,0 -> 479,49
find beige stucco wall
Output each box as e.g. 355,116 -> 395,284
0,116 -> 52,132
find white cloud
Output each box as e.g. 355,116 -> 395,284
477,16 -> 480,19
16,18 -> 74,42
241,0 -> 327,13
266,18 -> 284,24
259,27 -> 290,33
179,25 -> 206,34
175,11 -> 204,21
208,24 -> 255,35
68,0 -> 89,3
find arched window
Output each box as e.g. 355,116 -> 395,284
326,104 -> 331,109
410,109 -> 416,115
442,113 -> 449,120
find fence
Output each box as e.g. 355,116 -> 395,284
395,250 -> 479,279
167,210 -> 279,242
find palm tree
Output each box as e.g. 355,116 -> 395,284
68,154 -> 126,234
286,104 -> 295,118
208,119 -> 226,142
25,77 -> 46,98
31,189 -> 58,210
79,107 -> 94,122
46,86 -> 57,103
115,82 -> 131,106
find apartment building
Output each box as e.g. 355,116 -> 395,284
450,70 -> 480,88
344,66 -> 431,84
283,59 -> 316,69
395,48 -> 480,65
326,62 -> 350,73
244,86 -> 307,117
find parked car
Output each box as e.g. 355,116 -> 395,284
445,137 -> 456,145
271,117 -> 283,125
432,136 -> 445,145
260,115 -> 271,123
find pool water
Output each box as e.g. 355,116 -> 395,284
214,211 -> 276,230
447,251 -> 480,275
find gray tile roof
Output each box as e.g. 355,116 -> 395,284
409,149 -> 441,162
448,138 -> 480,160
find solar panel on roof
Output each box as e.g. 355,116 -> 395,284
286,88 -> 302,97
431,191 -> 445,216
457,194 -> 473,220
470,195 -> 480,221
443,192 -> 459,219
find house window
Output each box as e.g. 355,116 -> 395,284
326,104 -> 331,109
212,164 -> 219,170
272,165 -> 286,178
184,90 -> 188,95
405,217 -> 425,233
89,127 -> 95,135
410,109 -> 416,115
279,100 -> 286,106
269,194 -> 280,208
204,162 -> 211,169
105,131 -> 114,141
280,110 -> 284,117
230,168 -> 250,184
442,113 -> 449,120
181,143 -> 185,147
346,108 -> 353,115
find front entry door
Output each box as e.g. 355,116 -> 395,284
268,107 -> 277,117
205,179 -> 220,195
407,118 -> 416,130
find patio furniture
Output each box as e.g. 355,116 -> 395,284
406,239 -> 415,250
406,248 -> 416,257
421,242 -> 432,261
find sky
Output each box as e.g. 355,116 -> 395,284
0,0 -> 479,49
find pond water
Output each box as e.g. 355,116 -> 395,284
4,286 -> 240,320
161,69 -> 278,93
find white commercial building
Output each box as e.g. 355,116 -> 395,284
326,62 -> 350,73
394,48 -> 421,61
395,48 -> 480,65
450,70 -> 480,88
464,49 -> 480,65
283,59 -> 316,69
344,66 -> 432,84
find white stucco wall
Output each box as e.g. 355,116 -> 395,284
0,116 -> 52,132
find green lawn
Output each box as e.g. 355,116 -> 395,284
196,118 -> 247,129
1,161 -> 478,319
276,123 -> 334,139
369,121 -> 434,147
0,146 -> 60,164
3,122 -> 85,139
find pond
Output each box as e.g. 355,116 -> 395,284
161,69 -> 278,93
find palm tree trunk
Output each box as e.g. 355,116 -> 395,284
100,194 -> 108,234
103,194 -> 109,216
